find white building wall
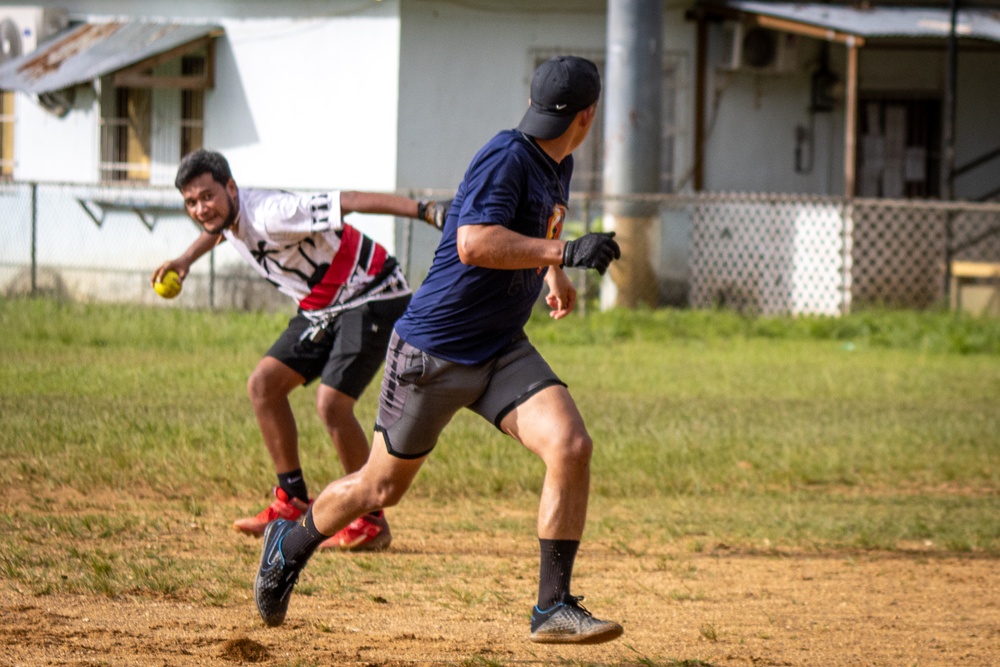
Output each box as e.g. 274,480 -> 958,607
396,3 -> 606,193
204,11 -> 402,251
395,2 -> 694,189
14,0 -> 1000,203
11,0 -> 999,310
702,30 -> 833,195
704,72 -> 811,193
395,1 -> 696,285
702,30 -> 1000,200
12,0 -> 403,253
15,86 -> 100,183
208,12 -> 400,192
395,3 -> 602,283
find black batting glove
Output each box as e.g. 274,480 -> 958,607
561,232 -> 621,275
417,199 -> 451,230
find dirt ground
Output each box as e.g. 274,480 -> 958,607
1,495 -> 998,667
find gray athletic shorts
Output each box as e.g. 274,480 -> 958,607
375,330 -> 566,459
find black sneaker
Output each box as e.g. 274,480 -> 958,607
530,595 -> 623,644
254,518 -> 303,627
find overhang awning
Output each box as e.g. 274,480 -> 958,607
0,21 -> 223,94
699,1 -> 1000,46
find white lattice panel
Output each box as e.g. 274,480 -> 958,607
689,198 -> 848,316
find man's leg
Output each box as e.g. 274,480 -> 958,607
254,431 -> 425,626
314,296 -> 411,551
233,356 -> 310,535
311,430 -> 425,533
249,356 -> 307,475
501,384 -> 591,541
314,385 -> 393,551
501,384 -> 622,645
316,385 -> 368,474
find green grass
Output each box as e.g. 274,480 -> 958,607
528,305 -> 1000,355
1,297 -> 998,553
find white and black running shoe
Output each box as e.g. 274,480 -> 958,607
529,595 -> 623,644
254,519 -> 303,627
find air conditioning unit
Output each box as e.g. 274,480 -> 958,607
0,6 -> 69,65
720,22 -> 797,74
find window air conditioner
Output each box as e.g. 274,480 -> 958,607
0,6 -> 69,64
720,22 -> 797,75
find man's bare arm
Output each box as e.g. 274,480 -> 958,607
457,224 -> 619,274
456,224 -> 565,270
150,231 -> 224,285
340,191 -> 419,218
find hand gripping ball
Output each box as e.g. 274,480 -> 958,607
154,270 -> 182,299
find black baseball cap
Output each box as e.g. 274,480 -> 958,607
517,55 -> 601,140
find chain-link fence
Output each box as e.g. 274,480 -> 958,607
571,192 -> 1000,316
0,181 -> 285,312
2,181 -> 999,316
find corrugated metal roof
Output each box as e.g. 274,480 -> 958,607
0,21 -> 222,94
720,2 -> 1000,42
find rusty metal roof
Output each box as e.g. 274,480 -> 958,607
710,2 -> 1000,43
0,21 -> 222,93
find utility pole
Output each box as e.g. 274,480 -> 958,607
941,0 -> 958,200
602,0 -> 663,308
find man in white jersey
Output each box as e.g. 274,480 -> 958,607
151,149 -> 448,551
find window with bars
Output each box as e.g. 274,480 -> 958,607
99,53 -> 207,183
100,86 -> 152,182
181,55 -> 205,158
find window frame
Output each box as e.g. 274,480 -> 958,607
98,39 -> 213,184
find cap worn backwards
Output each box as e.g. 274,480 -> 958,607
517,55 -> 601,141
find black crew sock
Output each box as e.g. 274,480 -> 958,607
537,538 -> 580,609
277,468 -> 309,504
279,507 -> 328,563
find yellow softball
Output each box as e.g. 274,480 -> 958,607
154,270 -> 182,299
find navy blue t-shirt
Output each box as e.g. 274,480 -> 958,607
394,129 -> 573,364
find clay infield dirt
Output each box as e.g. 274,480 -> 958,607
1,494 -> 997,666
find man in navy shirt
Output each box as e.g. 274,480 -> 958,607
254,56 -> 623,645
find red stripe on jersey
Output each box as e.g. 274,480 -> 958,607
368,243 -> 387,276
299,224 -> 361,310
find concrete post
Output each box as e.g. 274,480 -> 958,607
603,0 -> 663,309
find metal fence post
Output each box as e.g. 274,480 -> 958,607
209,248 -> 216,309
30,181 -> 38,296
944,209 -> 953,306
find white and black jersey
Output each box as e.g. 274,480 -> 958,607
223,189 -> 411,319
